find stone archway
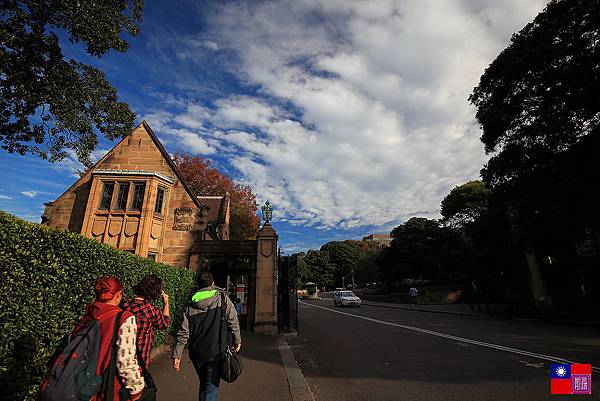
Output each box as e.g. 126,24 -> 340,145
187,223 -> 279,334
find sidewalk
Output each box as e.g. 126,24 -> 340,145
149,331 -> 293,401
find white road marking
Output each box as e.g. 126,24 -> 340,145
519,360 -> 544,368
300,301 -> 600,374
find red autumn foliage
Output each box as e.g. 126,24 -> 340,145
173,153 -> 260,240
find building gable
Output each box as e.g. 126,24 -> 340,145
42,121 -> 222,266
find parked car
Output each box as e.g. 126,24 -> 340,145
334,291 -> 361,307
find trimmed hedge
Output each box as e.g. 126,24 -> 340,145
0,211 -> 196,401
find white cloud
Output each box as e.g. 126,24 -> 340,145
21,191 -> 38,198
51,148 -> 110,177
0,194 -> 12,200
150,0 -> 547,229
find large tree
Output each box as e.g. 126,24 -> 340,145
0,0 -> 143,166
469,0 -> 600,309
174,154 -> 260,240
383,217 -> 473,283
469,0 -> 599,189
469,0 -> 600,246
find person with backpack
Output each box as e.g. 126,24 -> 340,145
172,271 -> 241,401
123,274 -> 171,368
40,276 -> 145,401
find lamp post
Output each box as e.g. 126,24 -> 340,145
261,200 -> 273,224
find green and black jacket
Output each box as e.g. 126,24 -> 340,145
172,286 -> 241,362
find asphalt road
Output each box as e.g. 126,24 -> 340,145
288,299 -> 600,401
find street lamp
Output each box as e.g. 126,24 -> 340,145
261,200 -> 273,224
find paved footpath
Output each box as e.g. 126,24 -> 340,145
150,331 -> 293,401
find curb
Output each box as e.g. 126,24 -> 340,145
361,301 -> 492,318
277,337 -> 316,401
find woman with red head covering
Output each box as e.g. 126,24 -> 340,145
80,276 -> 145,401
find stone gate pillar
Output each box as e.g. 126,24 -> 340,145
254,222 -> 278,334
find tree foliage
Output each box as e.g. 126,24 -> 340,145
298,249 -> 335,287
173,153 -> 260,240
382,217 -> 473,283
470,0 -> 600,259
292,240 -> 385,288
320,240 -> 361,284
441,180 -> 490,229
469,0 -> 600,188
0,0 -> 144,166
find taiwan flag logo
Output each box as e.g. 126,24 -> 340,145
550,363 -> 592,395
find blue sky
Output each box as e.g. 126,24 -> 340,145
0,0 -> 548,253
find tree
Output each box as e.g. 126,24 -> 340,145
469,0 -> 600,189
382,217 -> 473,283
0,0 -> 143,166
441,181 -> 490,230
353,243 -> 385,286
301,250 -> 335,288
469,0 -> 600,309
320,241 -> 361,285
173,154 -> 260,240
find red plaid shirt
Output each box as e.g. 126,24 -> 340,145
123,298 -> 171,367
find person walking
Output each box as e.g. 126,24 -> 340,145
42,276 -> 145,401
409,287 -> 418,304
470,279 -> 482,312
172,271 -> 241,401
123,274 -> 171,368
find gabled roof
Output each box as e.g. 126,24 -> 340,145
49,121 -> 202,208
140,121 -> 202,208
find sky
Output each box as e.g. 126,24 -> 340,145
0,0 -> 549,253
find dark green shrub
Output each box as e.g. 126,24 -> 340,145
0,211 -> 196,401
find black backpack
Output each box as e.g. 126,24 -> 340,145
40,312 -> 123,401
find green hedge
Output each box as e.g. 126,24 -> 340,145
0,211 -> 196,401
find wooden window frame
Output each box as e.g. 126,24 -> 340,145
154,186 -> 167,214
129,182 -> 146,211
98,181 -> 115,210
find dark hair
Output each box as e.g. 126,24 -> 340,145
133,274 -> 163,301
196,271 -> 214,288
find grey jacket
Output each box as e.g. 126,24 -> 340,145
172,286 -> 241,361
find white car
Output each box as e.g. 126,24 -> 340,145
334,291 -> 361,307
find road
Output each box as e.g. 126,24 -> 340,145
288,299 -> 600,401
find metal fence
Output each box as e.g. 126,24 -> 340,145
277,252 -> 298,333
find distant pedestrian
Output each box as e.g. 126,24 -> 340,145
470,280 -> 481,312
409,287 -> 418,304
235,298 -> 242,315
172,271 -> 241,401
123,274 -> 171,368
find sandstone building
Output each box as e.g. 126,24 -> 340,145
42,121 -> 230,267
362,233 -> 392,246
42,121 -> 281,334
